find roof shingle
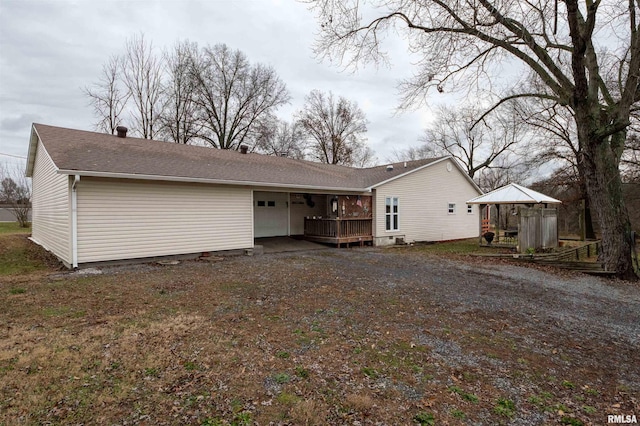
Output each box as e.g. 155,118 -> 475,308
31,123 -> 444,191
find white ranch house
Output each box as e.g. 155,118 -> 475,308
26,124 -> 482,268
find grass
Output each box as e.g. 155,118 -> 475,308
0,233 -> 52,275
449,385 -> 479,403
0,232 -> 635,425
413,411 -> 435,425
494,398 -> 516,418
406,238 -> 491,255
0,222 -> 31,235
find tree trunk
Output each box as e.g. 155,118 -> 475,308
583,196 -> 596,240
580,130 -> 637,280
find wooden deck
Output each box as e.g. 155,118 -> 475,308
304,218 -> 373,247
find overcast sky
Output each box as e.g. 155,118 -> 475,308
0,0 -> 457,170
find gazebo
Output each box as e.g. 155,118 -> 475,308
467,183 -> 562,249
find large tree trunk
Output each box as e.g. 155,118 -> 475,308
580,130 -> 637,280
583,196 -> 596,240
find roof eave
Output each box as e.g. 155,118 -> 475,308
466,200 -> 562,204
56,169 -> 371,193
366,156 -> 483,194
25,124 -> 41,177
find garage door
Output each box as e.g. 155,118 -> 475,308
254,191 -> 289,238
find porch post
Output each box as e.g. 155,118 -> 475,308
495,204 -> 500,242
479,204 -> 485,245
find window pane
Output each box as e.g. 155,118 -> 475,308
393,215 -> 398,230
386,204 -> 391,214
257,201 -> 265,207
268,201 -> 275,207
386,215 -> 391,230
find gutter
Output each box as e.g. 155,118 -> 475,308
56,169 -> 371,194
71,174 -> 80,268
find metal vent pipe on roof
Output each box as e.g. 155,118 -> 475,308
116,126 -> 128,138
386,165 -> 394,171
240,145 -> 248,154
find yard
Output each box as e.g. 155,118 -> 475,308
1,231 -> 638,425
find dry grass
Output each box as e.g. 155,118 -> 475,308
0,236 -> 637,425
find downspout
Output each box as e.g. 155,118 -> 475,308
71,175 -> 80,268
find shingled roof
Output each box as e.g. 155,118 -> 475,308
27,123 -> 452,192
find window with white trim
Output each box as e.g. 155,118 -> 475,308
385,197 -> 399,231
448,203 -> 456,214
467,204 -> 473,214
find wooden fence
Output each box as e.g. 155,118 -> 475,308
518,208 -> 558,253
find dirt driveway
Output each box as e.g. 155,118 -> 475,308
1,245 -> 639,425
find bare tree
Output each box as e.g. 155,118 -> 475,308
513,93 -> 598,239
84,55 -> 129,134
621,121 -> 640,182
158,41 -> 201,144
423,105 -> 523,179
254,117 -> 307,159
121,33 -> 164,139
0,164 -> 31,227
387,144 -> 438,162
190,44 -> 290,150
308,0 -> 640,279
297,90 -> 373,166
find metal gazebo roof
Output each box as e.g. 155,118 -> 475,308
466,183 -> 562,205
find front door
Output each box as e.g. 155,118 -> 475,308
253,191 -> 289,238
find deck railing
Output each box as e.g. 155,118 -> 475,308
304,218 -> 373,244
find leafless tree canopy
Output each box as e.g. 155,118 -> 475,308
87,38 -> 291,152
307,0 -> 640,278
297,90 -> 373,166
158,41 -> 201,144
423,105 -> 523,178
254,117 -> 307,159
83,55 -> 129,135
190,44 -> 290,150
0,164 -> 31,227
387,144 -> 437,163
121,34 -> 164,139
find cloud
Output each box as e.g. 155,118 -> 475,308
1,114 -> 42,132
0,0 -> 435,164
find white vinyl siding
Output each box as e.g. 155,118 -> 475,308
30,140 -> 71,263
76,178 -> 253,263
373,159 -> 480,244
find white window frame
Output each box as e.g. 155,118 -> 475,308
448,203 -> 456,214
385,197 -> 399,231
467,204 -> 473,214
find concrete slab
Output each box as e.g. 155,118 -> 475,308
255,237 -> 330,254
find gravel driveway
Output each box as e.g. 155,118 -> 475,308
245,247 -> 640,423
